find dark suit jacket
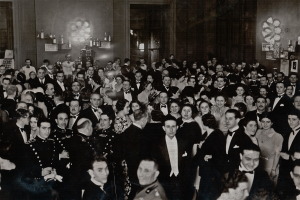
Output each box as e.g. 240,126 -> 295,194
270,94 -> 293,136
249,169 -> 273,199
78,107 -> 100,128
53,80 -> 68,96
225,128 -> 252,172
153,103 -> 169,115
115,89 -> 137,101
131,79 -> 145,95
155,85 -> 172,96
30,76 -> 53,89
82,181 -> 109,200
244,110 -> 269,124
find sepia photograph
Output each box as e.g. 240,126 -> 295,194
0,0 -> 300,199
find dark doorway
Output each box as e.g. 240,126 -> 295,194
0,2 -> 13,58
130,4 -> 169,66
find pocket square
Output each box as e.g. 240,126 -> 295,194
233,145 -> 240,149
182,152 -> 188,157
280,104 -> 284,106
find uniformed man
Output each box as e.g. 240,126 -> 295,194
15,118 -> 62,200
134,158 -> 168,200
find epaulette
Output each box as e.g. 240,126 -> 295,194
145,184 -> 158,194
26,138 -> 36,144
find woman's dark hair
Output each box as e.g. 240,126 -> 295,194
202,114 -> 217,129
242,117 -> 257,128
130,100 -> 143,111
233,102 -> 247,117
169,86 -> 179,96
259,112 -> 274,123
180,103 -> 196,117
221,170 -> 248,193
116,99 -> 129,112
115,75 -> 125,82
245,94 -> 255,106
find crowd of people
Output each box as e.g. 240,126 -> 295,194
0,54 -> 300,200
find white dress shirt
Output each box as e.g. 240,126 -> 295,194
239,163 -> 254,191
272,93 -> 284,110
57,80 -> 65,92
226,126 -> 239,154
160,104 -> 168,116
124,91 -> 132,103
288,126 -> 300,150
165,135 -> 179,177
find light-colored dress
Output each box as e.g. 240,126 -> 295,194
256,128 -> 283,175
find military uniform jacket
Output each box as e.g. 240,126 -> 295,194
134,181 -> 168,200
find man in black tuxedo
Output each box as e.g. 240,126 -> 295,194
65,81 -> 83,105
244,96 -> 268,128
31,67 -> 53,89
131,70 -> 144,95
211,76 -> 230,97
2,109 -> 30,166
49,95 -> 70,126
151,115 -> 193,200
116,79 -> 137,103
270,82 -> 294,136
79,93 -> 102,128
0,78 -> 10,103
224,109 -> 252,172
277,109 -> 300,198
67,99 -> 81,131
53,71 -> 68,96
287,160 -> 300,200
237,143 -> 272,199
153,91 -> 169,116
121,58 -> 133,80
156,76 -> 172,96
289,72 -> 300,97
121,109 -> 148,186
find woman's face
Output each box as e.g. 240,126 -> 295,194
213,80 -> 218,88
245,121 -> 257,136
30,117 -> 38,130
131,102 -> 140,112
216,96 -> 226,108
181,106 -> 192,120
200,102 -> 210,115
245,96 -> 254,105
116,77 -> 123,84
98,69 -> 104,77
286,86 -> 293,95
236,87 -> 245,96
123,102 -> 130,115
30,72 -> 36,79
261,117 -> 272,130
147,75 -> 154,83
170,103 -> 180,114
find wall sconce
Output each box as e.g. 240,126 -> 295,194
139,43 -> 145,51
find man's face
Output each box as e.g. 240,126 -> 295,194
225,112 -> 238,129
135,72 -> 142,81
288,115 -> 300,129
123,81 -> 131,91
290,75 -> 298,84
250,71 -> 258,80
267,73 -> 273,82
240,150 -> 260,171
294,96 -> 300,110
87,67 -> 94,76
46,84 -> 55,96
38,122 -> 51,139
162,70 -> 169,77
0,66 -> 6,74
207,60 -> 212,66
137,160 -> 159,186
277,73 -> 284,81
56,73 -> 64,82
25,60 -> 31,66
70,101 -> 81,115
216,65 -> 223,72
37,69 -> 45,79
260,77 -> 267,86
47,65 -> 54,73
90,161 -> 109,185
72,82 -> 81,92
276,83 -> 286,94
100,114 -> 112,130
2,80 -> 10,89
21,114 -> 30,125
291,166 -> 300,188
163,77 -> 171,86
90,94 -> 101,108
188,78 -> 196,87
77,74 -> 85,81
56,113 -> 68,129
259,88 -> 267,97
163,120 -> 177,139
256,98 -> 266,112
159,93 -> 168,104
217,77 -> 226,88
66,54 -> 71,61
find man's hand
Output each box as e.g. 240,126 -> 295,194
41,167 -> 53,177
280,152 -> 289,160
204,155 -> 212,162
59,150 -> 69,159
0,157 -> 16,170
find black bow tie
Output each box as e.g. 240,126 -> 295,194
74,94 -> 79,97
92,108 -> 98,112
277,95 -> 283,98
20,127 -> 25,132
26,66 -> 30,68
228,131 -> 235,136
241,170 -> 254,174
165,87 -> 169,90
136,81 -> 141,84
70,115 -> 78,118
125,91 -> 131,94
295,189 -> 300,196
161,104 -> 167,108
